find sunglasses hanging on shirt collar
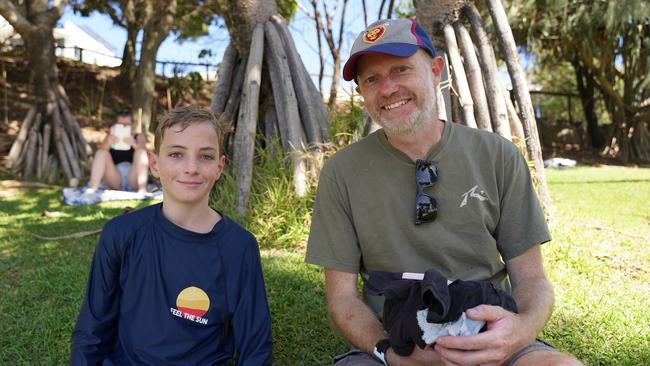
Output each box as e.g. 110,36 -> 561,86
415,159 -> 438,225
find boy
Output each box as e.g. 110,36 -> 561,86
71,106 -> 272,365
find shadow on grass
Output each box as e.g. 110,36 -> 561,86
263,254 -> 348,365
0,187 -> 155,365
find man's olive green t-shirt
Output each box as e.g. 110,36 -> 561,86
305,121 -> 550,295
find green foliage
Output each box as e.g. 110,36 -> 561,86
508,0 -> 650,109
210,145 -> 315,251
328,99 -> 367,148
277,0 -> 298,20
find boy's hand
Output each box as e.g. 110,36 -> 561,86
434,305 -> 531,366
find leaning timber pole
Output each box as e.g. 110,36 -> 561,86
486,0 -> 552,217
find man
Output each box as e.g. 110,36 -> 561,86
305,19 -> 581,366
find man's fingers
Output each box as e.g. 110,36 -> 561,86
466,304 -> 507,322
435,344 -> 501,365
435,331 -> 495,350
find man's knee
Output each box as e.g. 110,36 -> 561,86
513,350 -> 583,366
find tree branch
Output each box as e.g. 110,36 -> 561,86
0,0 -> 36,36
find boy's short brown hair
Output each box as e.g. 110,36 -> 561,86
154,105 -> 224,154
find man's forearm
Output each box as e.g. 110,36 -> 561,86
327,284 -> 387,354
512,275 -> 554,341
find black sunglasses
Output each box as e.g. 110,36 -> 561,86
415,159 -> 438,225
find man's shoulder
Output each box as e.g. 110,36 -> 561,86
324,131 -> 382,170
450,122 -> 521,157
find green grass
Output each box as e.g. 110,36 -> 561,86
0,164 -> 648,365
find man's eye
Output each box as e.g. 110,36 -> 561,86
365,76 -> 377,85
397,66 -> 409,73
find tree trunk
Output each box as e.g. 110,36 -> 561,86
464,3 -> 511,139
121,25 -> 138,88
573,58 -> 604,149
132,0 -> 176,134
213,0 -> 330,215
443,23 -> 477,128
454,21 -> 492,131
234,23 -> 264,216
486,0 -> 551,218
0,0 -> 88,184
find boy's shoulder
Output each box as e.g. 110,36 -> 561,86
102,204 -> 158,238
217,214 -> 257,245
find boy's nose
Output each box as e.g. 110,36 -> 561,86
185,158 -> 199,174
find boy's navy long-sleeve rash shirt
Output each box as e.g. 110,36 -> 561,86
71,203 -> 272,365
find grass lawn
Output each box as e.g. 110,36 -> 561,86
0,165 -> 648,365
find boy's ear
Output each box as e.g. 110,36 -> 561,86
215,154 -> 226,180
148,150 -> 160,178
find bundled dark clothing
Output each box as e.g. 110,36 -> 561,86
365,269 -> 518,357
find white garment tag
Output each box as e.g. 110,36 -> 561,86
402,272 -> 424,280
402,272 -> 453,284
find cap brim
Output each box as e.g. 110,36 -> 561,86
342,43 -> 420,81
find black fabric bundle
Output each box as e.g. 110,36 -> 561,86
365,269 -> 518,356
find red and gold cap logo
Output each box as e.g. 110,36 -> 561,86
363,24 -> 386,44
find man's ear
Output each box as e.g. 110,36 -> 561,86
431,56 -> 445,77
148,150 -> 160,178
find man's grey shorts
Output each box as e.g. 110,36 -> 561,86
332,340 -> 556,365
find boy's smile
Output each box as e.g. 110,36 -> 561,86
149,122 -> 225,208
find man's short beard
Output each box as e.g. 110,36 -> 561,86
372,87 -> 436,135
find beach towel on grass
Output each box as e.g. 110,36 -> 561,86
63,187 -> 163,206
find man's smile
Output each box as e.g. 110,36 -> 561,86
382,98 -> 411,110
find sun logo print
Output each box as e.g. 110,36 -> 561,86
170,286 -> 210,325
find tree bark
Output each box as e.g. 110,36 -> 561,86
210,43 -> 238,115
573,57 -> 604,149
463,3 -> 511,139
454,20 -> 492,131
233,23 -> 264,216
443,23 -> 477,128
486,0 -> 551,217
264,21 -> 307,197
271,15 -> 327,145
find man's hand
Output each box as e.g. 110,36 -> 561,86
433,305 -> 534,366
386,344 -> 444,366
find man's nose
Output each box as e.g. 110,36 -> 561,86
378,76 -> 399,97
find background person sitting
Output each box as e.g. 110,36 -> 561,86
86,110 -> 149,194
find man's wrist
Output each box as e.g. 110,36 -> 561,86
373,338 -> 391,365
